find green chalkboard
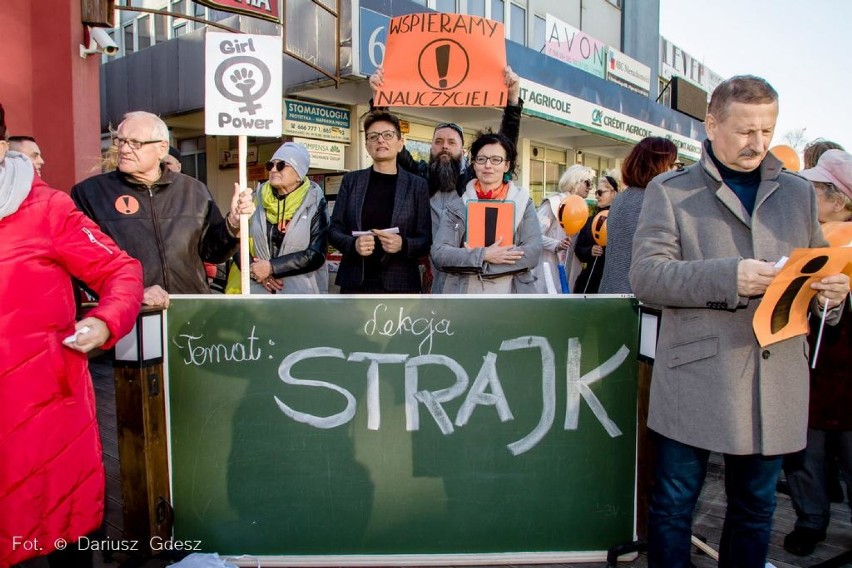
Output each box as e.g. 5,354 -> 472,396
165,296 -> 639,561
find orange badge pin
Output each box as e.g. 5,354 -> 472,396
114,195 -> 140,215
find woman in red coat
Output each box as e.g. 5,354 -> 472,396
0,105 -> 143,567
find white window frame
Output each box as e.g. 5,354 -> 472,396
122,20 -> 136,54
461,0 -> 486,16
507,1 -> 526,45
136,13 -> 152,50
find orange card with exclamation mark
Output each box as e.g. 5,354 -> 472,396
376,13 -> 507,108
753,247 -> 852,347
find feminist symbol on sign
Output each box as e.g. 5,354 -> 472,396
214,55 -> 271,115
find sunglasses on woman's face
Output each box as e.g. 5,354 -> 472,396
596,189 -> 613,197
583,179 -> 592,188
266,161 -> 288,172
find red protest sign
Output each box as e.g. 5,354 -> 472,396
376,13 -> 507,108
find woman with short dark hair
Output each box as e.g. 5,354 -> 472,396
431,132 -> 542,293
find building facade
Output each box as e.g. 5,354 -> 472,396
100,0 -> 704,207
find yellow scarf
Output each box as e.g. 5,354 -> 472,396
260,178 -> 310,227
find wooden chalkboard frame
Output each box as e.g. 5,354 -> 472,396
164,295 -> 640,565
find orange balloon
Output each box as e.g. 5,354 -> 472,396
822,222 -> 852,247
558,194 -> 589,235
592,209 -> 609,246
770,145 -> 801,172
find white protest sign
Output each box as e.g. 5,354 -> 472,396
205,32 -> 283,136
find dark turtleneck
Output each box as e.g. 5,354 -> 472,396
707,143 -> 762,215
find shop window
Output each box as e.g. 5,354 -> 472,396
529,159 -> 544,205
178,137 -> 207,185
436,0 -> 457,12
466,0 -> 485,16
579,151 -> 617,182
529,145 -> 567,205
404,139 -> 432,165
490,0 -> 504,22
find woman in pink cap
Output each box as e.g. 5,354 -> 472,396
782,148 -> 852,557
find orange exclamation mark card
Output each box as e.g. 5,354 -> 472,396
376,13 -> 507,108
753,247 -> 852,347
466,200 -> 514,248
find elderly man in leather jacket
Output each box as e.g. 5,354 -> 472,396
72,111 -> 254,307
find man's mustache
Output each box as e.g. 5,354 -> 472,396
739,149 -> 762,158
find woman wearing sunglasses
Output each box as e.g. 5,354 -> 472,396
431,131 -> 541,294
227,142 -> 329,294
572,173 -> 620,294
533,164 -> 595,293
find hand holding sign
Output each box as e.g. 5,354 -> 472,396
504,65 -> 520,105
228,182 -> 255,234
477,237 -> 524,265
810,271 -> 851,309
737,259 -> 778,297
376,13 -> 508,108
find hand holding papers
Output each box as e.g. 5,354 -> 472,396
351,227 -> 399,237
352,227 -> 402,256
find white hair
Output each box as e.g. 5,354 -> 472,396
558,164 -> 596,194
119,111 -> 170,141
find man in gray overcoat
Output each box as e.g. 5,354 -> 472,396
630,75 -> 850,567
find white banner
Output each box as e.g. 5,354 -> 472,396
544,14 -> 606,79
205,32 -> 283,136
293,137 -> 346,171
519,79 -> 702,161
659,36 -> 724,99
606,47 -> 651,97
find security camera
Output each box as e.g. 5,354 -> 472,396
80,26 -> 119,58
91,27 -> 119,55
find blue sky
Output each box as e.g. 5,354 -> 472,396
659,0 -> 852,152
